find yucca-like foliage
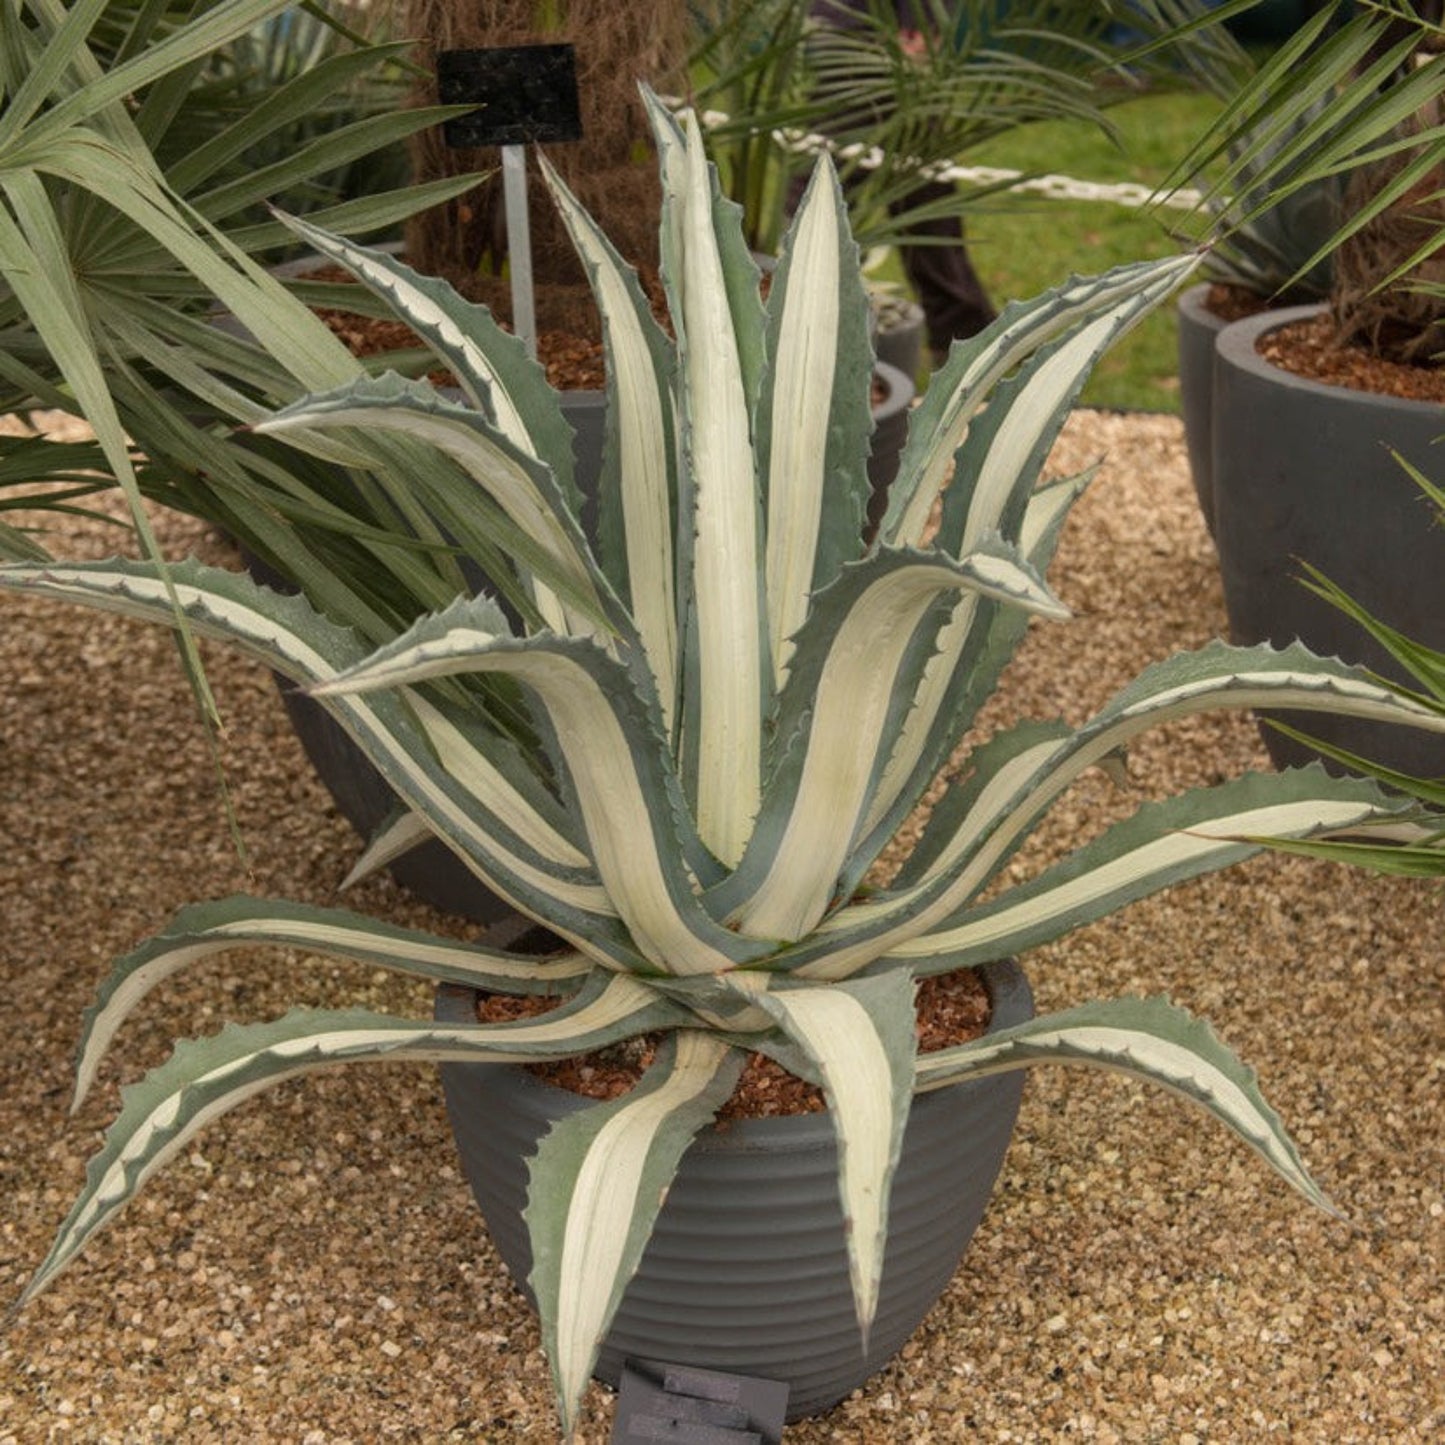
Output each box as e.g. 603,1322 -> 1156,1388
8,95 -> 1445,1436
1174,1 -> 1445,348
1197,96 -> 1342,303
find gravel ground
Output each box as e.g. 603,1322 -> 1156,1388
0,410 -> 1440,1443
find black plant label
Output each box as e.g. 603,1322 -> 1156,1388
437,45 -> 583,148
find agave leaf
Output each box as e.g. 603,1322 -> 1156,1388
311,617 -> 776,975
338,806 -> 435,891
525,1031 -> 744,1438
853,475 -> 1092,865
932,312 -> 1145,560
538,153 -> 681,731
913,994 -> 1336,1216
789,641 -> 1445,980
719,545 -> 1067,941
757,154 -> 873,688
883,254 -> 1199,550
0,560 -> 642,957
883,767 -> 1415,972
74,895 -> 594,1110
406,692 -> 592,867
26,973 -> 686,1307
267,211 -> 577,491
255,374 -> 618,638
724,970 -> 918,1345
657,105 -> 767,868
889,720 -> 1079,894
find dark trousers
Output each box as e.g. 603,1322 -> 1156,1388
893,179 -> 997,352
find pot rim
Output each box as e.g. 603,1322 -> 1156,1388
434,955 -> 1032,1147
1214,302 -> 1444,417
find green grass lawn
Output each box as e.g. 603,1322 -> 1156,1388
889,89 -> 1226,412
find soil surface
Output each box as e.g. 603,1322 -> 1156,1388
2,409 -> 1442,1442
1259,313 -> 1445,405
1203,284 -> 1445,404
477,970 -> 991,1119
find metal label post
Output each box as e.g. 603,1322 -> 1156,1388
437,43 -> 583,361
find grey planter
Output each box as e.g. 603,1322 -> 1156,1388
871,298 -> 926,386
1211,304 -> 1445,775
1176,282 -> 1231,534
436,956 -> 1032,1421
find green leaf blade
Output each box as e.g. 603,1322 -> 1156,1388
525,1032 -> 744,1436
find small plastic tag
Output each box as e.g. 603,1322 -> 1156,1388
612,1358 -> 789,1445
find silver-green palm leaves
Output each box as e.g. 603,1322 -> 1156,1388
7,93 -> 1445,1437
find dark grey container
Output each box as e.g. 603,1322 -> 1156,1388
1176,282 -> 1230,535
436,956 -> 1032,1420
871,299 -> 926,387
1211,304 -> 1445,776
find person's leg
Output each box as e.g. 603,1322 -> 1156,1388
893,180 -> 997,355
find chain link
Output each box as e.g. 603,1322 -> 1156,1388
778,128 -> 1206,212
682,105 -> 1208,214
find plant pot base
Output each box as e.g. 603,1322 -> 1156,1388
435,957 -> 1033,1421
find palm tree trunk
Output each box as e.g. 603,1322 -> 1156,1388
401,0 -> 690,314
1332,11 -> 1445,365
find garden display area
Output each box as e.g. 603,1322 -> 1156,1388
1,407 -> 1439,1442
4,2 -> 1445,1440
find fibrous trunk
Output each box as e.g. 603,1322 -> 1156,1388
402,0 -> 690,324
1332,25 -> 1445,366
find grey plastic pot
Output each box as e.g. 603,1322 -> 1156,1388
435,955 -> 1032,1421
871,298 -> 926,387
1176,282 -> 1231,534
1211,304 -> 1445,776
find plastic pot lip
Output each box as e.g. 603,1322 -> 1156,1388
434,955 -> 1033,1144
1215,302 -> 1444,418
871,358 -> 916,422
1176,280 -> 1238,333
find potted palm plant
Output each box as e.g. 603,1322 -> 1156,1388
1174,0 -> 1445,776
690,0 -> 1253,357
1175,97 -> 1342,528
6,86 -> 1445,1436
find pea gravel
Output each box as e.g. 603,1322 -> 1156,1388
0,410 -> 1440,1444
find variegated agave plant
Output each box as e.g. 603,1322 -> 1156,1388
7,97 -> 1445,1436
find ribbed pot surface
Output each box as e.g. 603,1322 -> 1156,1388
1211,305 -> 1445,777
436,957 -> 1031,1420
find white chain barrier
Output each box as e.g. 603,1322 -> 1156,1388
692,108 -> 1208,213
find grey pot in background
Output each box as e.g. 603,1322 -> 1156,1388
1211,304 -> 1445,776
871,297 -> 926,387
436,956 -> 1033,1421
1176,282 -> 1231,534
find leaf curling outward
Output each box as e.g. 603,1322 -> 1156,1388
10,74 -> 1445,1445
